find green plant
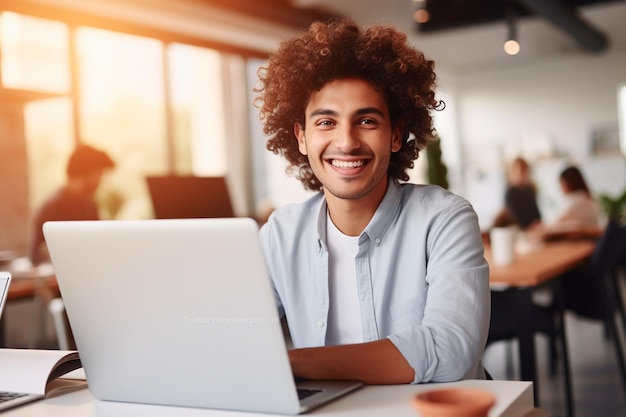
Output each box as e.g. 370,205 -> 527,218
425,136 -> 449,190
598,189 -> 626,220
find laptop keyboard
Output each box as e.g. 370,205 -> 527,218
297,388 -> 323,400
0,391 -> 41,411
0,392 -> 29,403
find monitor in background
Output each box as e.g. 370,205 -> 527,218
146,176 -> 234,219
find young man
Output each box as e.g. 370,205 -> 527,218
29,144 -> 115,266
256,19 -> 489,384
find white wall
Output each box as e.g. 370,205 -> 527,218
441,49 -> 626,229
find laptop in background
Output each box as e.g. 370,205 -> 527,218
146,176 -> 235,219
43,218 -> 362,415
0,272 -> 45,411
0,272 -> 9,318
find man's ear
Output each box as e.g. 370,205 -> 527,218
294,123 -> 308,155
391,127 -> 403,153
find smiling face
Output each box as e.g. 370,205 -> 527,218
294,78 -> 402,209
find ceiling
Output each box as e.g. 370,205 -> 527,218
197,0 -> 626,72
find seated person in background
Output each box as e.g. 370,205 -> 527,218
29,144 -> 115,266
550,166 -> 605,319
503,157 -> 542,229
551,165 -> 600,229
255,18 -> 490,385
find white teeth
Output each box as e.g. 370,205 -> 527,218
332,160 -> 365,168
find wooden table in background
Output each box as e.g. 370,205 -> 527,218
485,239 -> 596,417
6,275 -> 60,301
487,240 -> 596,287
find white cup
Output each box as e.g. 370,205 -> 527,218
490,227 -> 516,266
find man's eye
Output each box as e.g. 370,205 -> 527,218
359,118 -> 377,126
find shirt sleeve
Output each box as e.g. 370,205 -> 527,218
388,201 -> 491,383
259,218 -> 286,319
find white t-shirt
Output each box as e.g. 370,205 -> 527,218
555,191 -> 601,229
325,212 -> 364,345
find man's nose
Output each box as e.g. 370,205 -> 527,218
333,126 -> 361,152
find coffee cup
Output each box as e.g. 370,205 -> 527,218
411,387 -> 495,417
489,226 -> 516,266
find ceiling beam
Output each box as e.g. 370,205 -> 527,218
515,0 -> 609,51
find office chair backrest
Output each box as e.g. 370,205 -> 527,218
560,220 -> 626,320
589,219 -> 626,276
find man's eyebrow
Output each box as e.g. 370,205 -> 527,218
308,107 -> 385,119
355,107 -> 385,118
309,109 -> 338,119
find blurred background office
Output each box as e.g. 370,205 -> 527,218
1,0 -> 626,256
1,1 -> 625,414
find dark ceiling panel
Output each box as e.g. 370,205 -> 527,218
190,0 -> 625,35
416,0 -> 623,33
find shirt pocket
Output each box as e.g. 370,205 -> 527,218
389,288 -> 427,323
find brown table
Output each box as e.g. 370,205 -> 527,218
486,239 -> 596,417
487,240 -> 596,287
7,275 -> 60,301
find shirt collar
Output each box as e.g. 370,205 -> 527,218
315,178 -> 402,249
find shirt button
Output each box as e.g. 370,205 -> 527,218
375,238 -> 381,246
317,320 -> 325,328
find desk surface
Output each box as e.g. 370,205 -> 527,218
3,379 -> 533,417
487,240 -> 595,287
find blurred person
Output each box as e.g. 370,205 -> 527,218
29,144 -> 115,266
551,165 -> 600,229
255,18 -> 490,384
503,157 -> 542,229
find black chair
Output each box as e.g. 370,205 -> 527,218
487,220 -> 626,417
559,219 -> 626,397
487,286 -> 567,411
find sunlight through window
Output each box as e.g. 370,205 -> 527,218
0,12 -> 69,93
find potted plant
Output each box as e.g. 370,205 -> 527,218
598,190 -> 626,222
425,135 -> 449,190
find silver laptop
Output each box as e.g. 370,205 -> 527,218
43,218 -> 362,414
0,272 -> 46,411
0,272 -> 9,318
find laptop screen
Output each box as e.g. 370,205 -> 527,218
146,176 -> 234,219
0,272 -> 11,319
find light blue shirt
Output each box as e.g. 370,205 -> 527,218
259,179 -> 490,383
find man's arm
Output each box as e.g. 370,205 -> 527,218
288,338 -> 414,384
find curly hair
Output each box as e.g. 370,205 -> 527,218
255,18 -> 444,192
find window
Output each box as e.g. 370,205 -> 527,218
1,12 -> 73,212
0,12 -> 69,93
75,27 -> 168,219
24,98 -> 74,211
168,43 -> 227,176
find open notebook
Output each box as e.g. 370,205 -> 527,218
43,218 -> 362,414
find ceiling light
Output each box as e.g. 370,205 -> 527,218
414,9 -> 430,24
504,6 -> 520,56
504,40 -> 520,55
412,0 -> 429,24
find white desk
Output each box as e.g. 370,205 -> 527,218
5,379 -> 533,417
